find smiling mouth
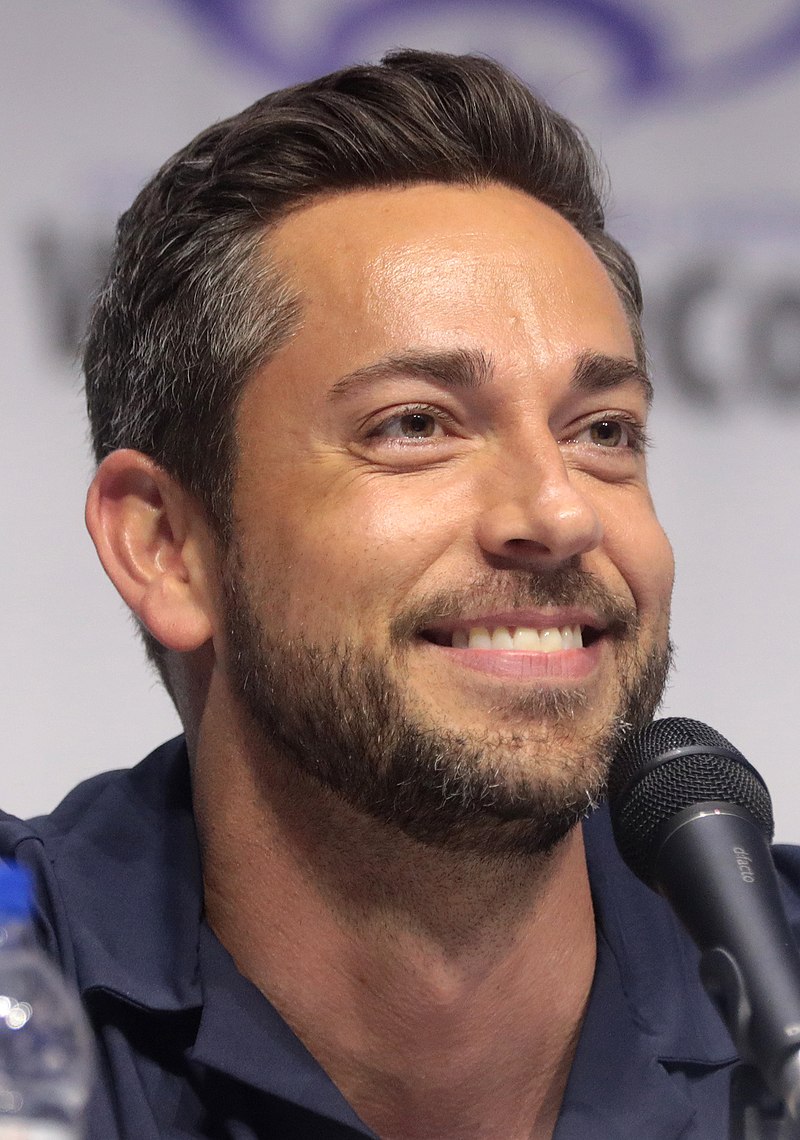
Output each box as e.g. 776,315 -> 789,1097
422,623 -> 604,652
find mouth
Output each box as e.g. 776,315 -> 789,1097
420,617 -> 606,653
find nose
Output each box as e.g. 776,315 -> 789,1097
473,438 -> 604,569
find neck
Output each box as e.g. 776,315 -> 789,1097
195,716 -> 597,1140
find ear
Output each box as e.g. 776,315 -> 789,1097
85,450 -> 216,653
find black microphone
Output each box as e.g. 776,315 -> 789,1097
607,717 -> 800,1119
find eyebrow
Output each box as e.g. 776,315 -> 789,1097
327,346 -> 652,405
328,348 -> 493,399
572,351 -> 653,407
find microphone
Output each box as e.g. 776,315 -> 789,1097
607,717 -> 800,1119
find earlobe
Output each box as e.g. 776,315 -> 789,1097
85,450 -> 215,653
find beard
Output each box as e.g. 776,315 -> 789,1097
222,554 -> 672,859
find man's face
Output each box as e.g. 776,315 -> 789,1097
218,182 -> 674,855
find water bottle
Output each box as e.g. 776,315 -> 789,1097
0,862 -> 93,1138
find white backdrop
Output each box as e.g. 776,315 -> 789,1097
3,0 -> 800,837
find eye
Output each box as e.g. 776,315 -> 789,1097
368,406 -> 449,442
586,419 -> 626,447
573,416 -> 647,452
392,412 -> 438,439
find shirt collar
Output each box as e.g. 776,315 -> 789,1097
583,805 -> 738,1067
192,922 -> 377,1135
37,738 -> 376,1133
35,737 -> 204,1012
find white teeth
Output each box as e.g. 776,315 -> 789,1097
560,625 -> 584,650
453,624 -> 584,651
491,628 -> 514,650
539,628 -> 563,653
467,626 -> 492,650
513,627 -> 541,651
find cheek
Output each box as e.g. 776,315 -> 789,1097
609,506 -> 674,625
241,470 -> 471,628
332,479 -> 471,594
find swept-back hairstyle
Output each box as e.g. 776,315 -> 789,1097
83,49 -> 643,674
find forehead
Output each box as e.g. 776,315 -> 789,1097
255,182 -> 636,396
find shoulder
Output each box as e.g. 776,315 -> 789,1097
0,735 -> 188,852
0,737 -> 192,975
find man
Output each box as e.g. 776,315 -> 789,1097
2,49 -> 790,1139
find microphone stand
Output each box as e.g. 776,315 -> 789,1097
731,1066 -> 800,1139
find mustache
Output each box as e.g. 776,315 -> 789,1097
390,567 -> 638,644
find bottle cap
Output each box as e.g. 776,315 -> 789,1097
0,862 -> 34,919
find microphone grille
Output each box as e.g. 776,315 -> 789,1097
608,717 -> 774,886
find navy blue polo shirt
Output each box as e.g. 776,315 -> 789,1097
1,736 -> 797,1138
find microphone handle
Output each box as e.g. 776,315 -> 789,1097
653,803 -> 800,1113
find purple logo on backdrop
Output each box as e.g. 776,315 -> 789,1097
169,0 -> 800,102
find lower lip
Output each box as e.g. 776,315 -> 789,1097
429,641 -> 603,681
